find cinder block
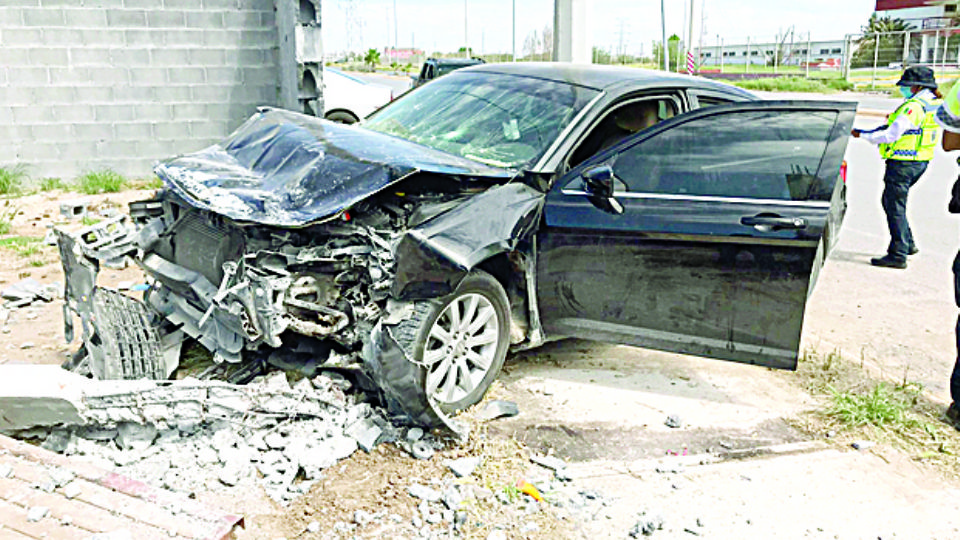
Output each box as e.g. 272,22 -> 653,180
63,8 -> 107,27
150,48 -> 190,66
0,8 -> 23,27
106,9 -> 145,27
44,0 -> 93,5
123,29 -> 164,47
241,66 -> 274,85
154,85 -> 193,102
164,0 -> 204,8
41,28 -> 84,45
8,67 -> 49,86
12,105 -> 55,124
114,122 -> 154,140
259,10 -> 275,27
76,86 -> 112,104
0,87 -> 32,106
52,104 -> 96,123
127,67 -> 166,85
110,48 -> 150,66
94,104 -> 136,122
132,103 -> 169,121
28,47 -> 69,65
22,7 -> 65,26
239,29 -> 275,48
202,0 -> 240,8
65,0 -> 122,6
188,120 -> 229,138
145,10 -> 185,27
58,142 -> 99,164
0,124 -> 34,141
85,66 -> 129,85
18,142 -> 62,161
110,85 -> 155,102
136,140 -> 179,158
5,1 -> 39,8
166,67 -> 205,84
185,11 -> 224,28
162,28 -> 204,46
153,121 -> 188,139
68,47 -> 112,66
0,107 -> 13,125
1,48 -> 31,66
31,123 -> 75,142
123,0 -> 161,7
49,66 -> 94,85
189,48 -> 225,66
31,86 -> 76,105
223,10 -> 261,28
205,67 -> 243,84
172,103 -> 207,120
73,123 -> 114,140
190,84 -> 231,102
233,48 -> 264,65
238,0 -> 273,10
1,28 -> 43,45
202,29 -> 242,47
97,140 -> 136,156
80,28 -> 125,46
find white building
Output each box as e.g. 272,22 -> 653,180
698,39 -> 847,67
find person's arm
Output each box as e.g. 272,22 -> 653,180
857,112 -> 916,145
944,130 -> 960,151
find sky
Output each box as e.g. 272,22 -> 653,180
321,0 -> 879,57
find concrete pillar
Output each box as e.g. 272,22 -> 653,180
920,33 -> 930,63
552,0 -> 591,63
276,0 -> 324,115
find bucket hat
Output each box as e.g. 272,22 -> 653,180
897,66 -> 937,89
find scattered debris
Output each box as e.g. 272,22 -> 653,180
476,400 -> 520,421
852,440 -> 875,451
26,506 -> 49,522
446,456 -> 481,478
665,415 -> 683,429
1,278 -> 58,310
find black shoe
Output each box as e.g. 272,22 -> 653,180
908,246 -> 919,256
871,255 -> 907,269
946,402 -> 960,430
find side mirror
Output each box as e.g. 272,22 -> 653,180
581,165 -> 623,215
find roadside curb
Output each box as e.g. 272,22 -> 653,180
563,440 -> 830,481
857,108 -> 888,118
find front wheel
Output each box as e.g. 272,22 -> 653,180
379,271 -> 511,420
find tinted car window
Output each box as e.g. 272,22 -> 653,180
365,72 -> 600,169
611,110 -> 838,201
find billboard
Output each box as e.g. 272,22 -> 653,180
876,0 -> 934,10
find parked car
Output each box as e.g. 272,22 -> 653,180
58,63 -> 855,428
322,67 -> 393,124
412,57 -> 485,88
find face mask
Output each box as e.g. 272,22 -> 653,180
899,86 -> 914,99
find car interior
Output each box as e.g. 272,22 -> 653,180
568,97 -> 679,169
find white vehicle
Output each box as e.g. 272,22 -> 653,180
322,68 -> 393,124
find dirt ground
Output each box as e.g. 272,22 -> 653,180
3,187 -> 960,539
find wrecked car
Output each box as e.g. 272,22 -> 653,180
57,63 -> 856,427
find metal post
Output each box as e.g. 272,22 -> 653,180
774,33 -> 779,74
806,31 -> 811,78
719,35 -> 723,71
902,30 -> 910,66
464,0 -> 468,58
660,0 -> 668,71
512,0 -> 516,61
944,34 -> 950,73
842,34 -> 852,80
935,29 -> 941,69
687,0 -> 695,74
871,33 -> 879,89
746,36 -> 751,74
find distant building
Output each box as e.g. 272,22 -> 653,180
698,39 -> 846,67
383,47 -> 424,62
874,1 -> 960,65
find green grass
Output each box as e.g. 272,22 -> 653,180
76,169 -> 127,194
80,215 -> 101,227
827,382 -> 925,430
732,76 -> 853,93
39,177 -> 66,191
0,236 -> 42,258
128,176 -> 164,190
0,165 -> 27,195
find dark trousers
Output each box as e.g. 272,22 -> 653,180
882,159 -> 928,261
953,253 -> 960,404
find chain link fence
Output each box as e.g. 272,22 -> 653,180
843,28 -> 960,88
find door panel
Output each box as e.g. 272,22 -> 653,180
537,101 -> 856,370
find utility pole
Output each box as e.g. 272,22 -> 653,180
512,0 -> 516,61
393,0 -> 398,53
687,0 -> 695,74
660,0 -> 668,71
464,0 -> 468,58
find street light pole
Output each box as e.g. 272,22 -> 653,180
464,0 -> 469,58
512,0 -> 516,61
660,0 -> 668,70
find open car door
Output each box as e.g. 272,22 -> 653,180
537,101 -> 856,370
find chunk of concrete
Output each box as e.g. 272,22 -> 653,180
345,419 -> 382,453
476,400 -> 519,421
0,366 -> 87,431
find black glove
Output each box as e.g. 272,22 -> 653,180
950,176 -> 960,214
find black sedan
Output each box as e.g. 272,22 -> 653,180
58,63 -> 855,427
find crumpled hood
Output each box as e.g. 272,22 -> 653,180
154,108 -> 512,227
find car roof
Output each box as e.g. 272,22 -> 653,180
457,62 -> 756,98
428,57 -> 484,66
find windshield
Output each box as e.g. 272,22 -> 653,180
364,72 -> 599,169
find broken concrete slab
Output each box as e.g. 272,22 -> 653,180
0,366 -> 87,431
476,400 -> 519,421
447,456 -> 481,478
1,278 -> 45,303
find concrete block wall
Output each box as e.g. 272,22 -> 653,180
0,0 -> 279,181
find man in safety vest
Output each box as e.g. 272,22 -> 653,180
934,80 -> 960,430
852,65 -> 943,269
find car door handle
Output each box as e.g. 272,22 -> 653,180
740,216 -> 807,230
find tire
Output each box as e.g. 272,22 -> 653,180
325,110 -> 359,124
385,271 -> 511,418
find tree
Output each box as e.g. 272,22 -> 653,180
363,48 -> 381,71
652,35 -> 681,71
851,14 -> 916,68
593,47 -> 613,65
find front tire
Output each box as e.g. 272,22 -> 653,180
387,271 -> 511,418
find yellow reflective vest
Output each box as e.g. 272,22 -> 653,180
880,92 -> 942,161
